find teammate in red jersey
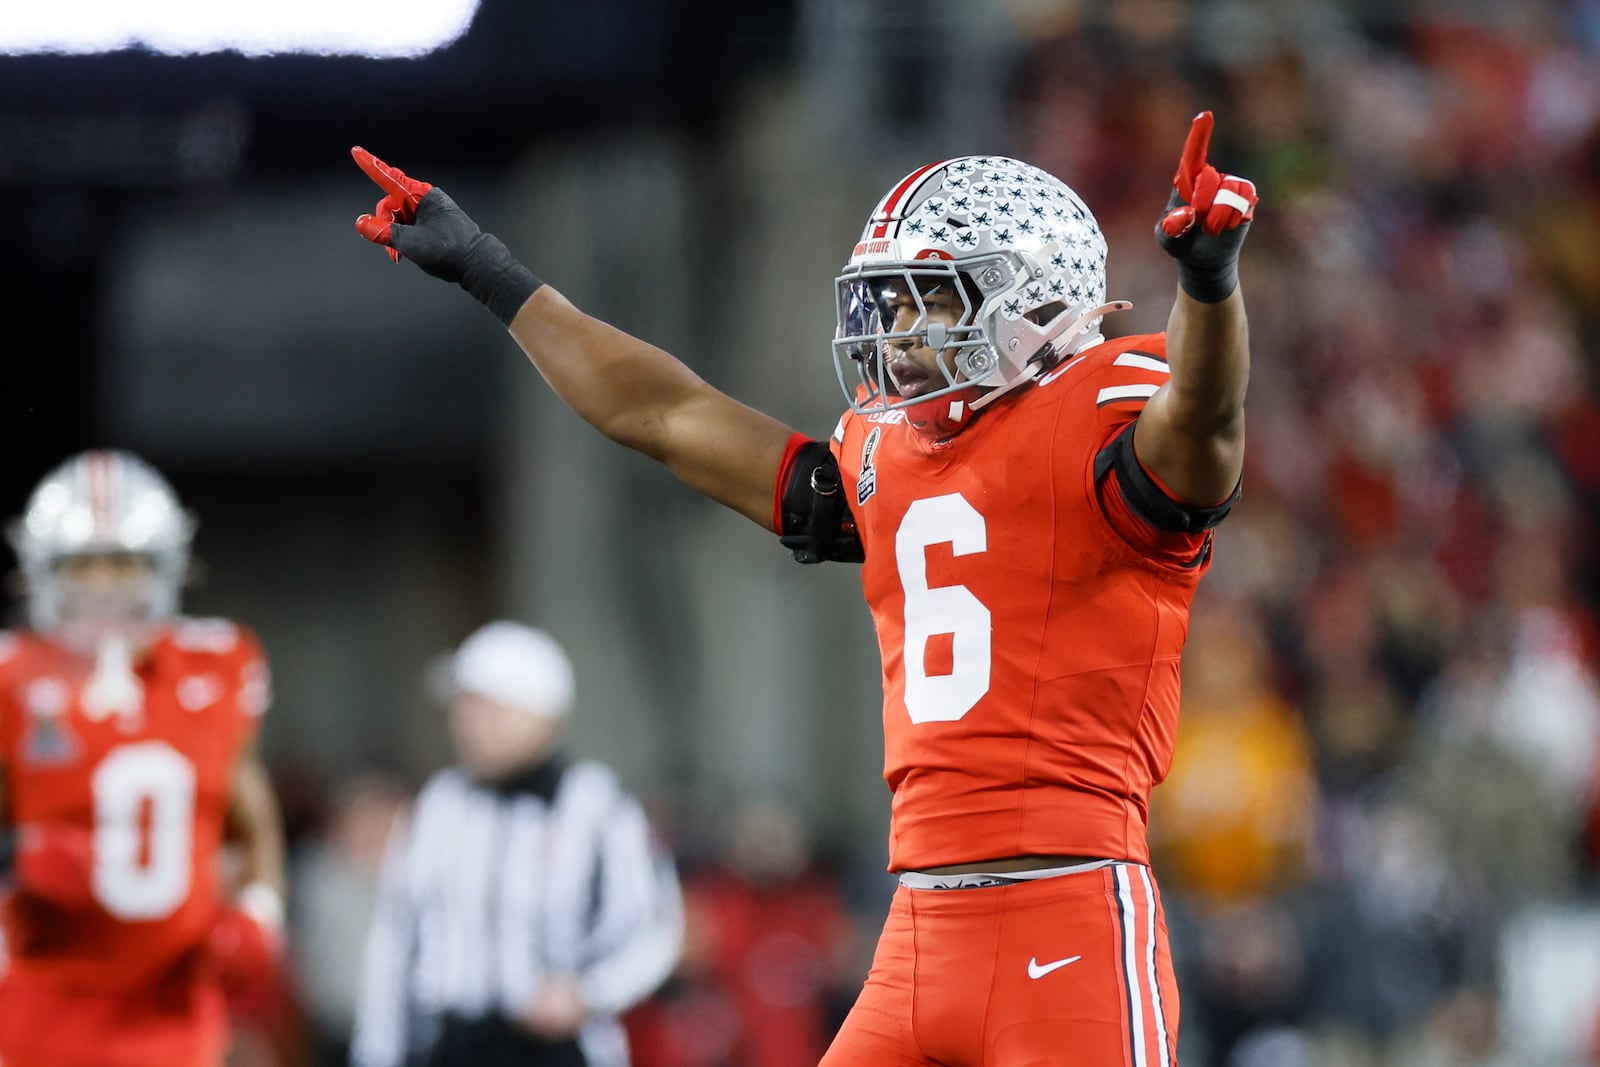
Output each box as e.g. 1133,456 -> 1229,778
0,450 -> 289,1067
352,111 -> 1256,1066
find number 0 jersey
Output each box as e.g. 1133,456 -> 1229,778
0,620 -> 268,989
830,334 -> 1215,871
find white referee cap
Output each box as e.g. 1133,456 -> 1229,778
436,621 -> 575,719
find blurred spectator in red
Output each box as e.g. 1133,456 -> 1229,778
628,800 -> 854,1067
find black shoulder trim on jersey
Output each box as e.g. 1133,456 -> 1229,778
778,441 -> 864,565
1179,530 -> 1217,569
1094,421 -> 1240,534
0,828 -> 14,881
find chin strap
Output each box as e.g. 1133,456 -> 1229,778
967,299 -> 1133,412
906,385 -> 985,439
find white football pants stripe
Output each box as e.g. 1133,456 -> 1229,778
1115,864 -> 1174,1067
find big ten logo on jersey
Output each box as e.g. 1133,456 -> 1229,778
857,427 -> 883,506
21,677 -> 79,765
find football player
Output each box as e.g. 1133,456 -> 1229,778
0,450 -> 288,1067
352,112 -> 1255,1066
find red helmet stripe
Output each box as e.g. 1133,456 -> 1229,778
870,159 -> 951,238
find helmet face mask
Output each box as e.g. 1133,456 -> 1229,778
8,451 -> 193,651
835,266 -> 988,399
49,552 -> 164,654
833,156 -> 1126,438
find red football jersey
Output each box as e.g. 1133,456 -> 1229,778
830,334 -> 1214,871
0,619 -> 269,989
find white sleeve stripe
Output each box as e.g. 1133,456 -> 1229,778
832,415 -> 847,442
1113,353 -> 1170,374
1097,383 -> 1162,405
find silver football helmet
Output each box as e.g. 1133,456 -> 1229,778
7,450 -> 194,639
833,156 -> 1129,436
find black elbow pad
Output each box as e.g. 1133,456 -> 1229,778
778,442 -> 864,565
1094,421 -> 1239,533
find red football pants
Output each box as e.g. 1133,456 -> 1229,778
822,863 -> 1179,1067
0,969 -> 228,1067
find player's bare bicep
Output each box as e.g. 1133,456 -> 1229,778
1131,385 -> 1244,505
1095,420 -> 1236,554
661,391 -> 799,530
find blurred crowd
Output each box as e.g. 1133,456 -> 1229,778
231,4 -> 1600,1067
1010,2 -> 1600,1065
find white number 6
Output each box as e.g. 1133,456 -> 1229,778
895,494 -> 991,723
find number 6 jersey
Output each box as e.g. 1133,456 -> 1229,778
830,334 -> 1220,872
0,619 -> 269,988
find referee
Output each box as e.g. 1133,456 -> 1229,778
350,622 -> 684,1067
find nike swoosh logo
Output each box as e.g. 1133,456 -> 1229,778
1027,955 -> 1082,979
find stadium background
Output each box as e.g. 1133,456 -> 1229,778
3,1 -> 1599,1064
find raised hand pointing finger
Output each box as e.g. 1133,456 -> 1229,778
348,146 -> 543,324
1174,110 -> 1214,203
351,146 -> 434,222
1153,110 -> 1257,303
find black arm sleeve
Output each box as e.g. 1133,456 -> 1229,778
777,441 -> 864,565
1093,421 -> 1240,534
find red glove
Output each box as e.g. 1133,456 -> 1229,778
350,146 -> 542,324
351,146 -> 434,263
210,884 -> 285,994
1154,111 -> 1258,303
12,823 -> 96,909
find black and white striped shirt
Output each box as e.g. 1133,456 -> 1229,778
351,757 -> 683,1067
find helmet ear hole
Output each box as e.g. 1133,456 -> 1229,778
1025,300 -> 1069,327
957,271 -> 987,304
1024,300 -> 1071,368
